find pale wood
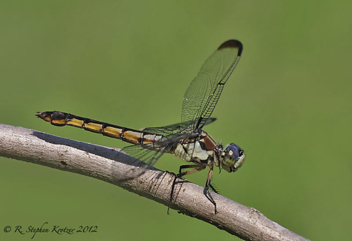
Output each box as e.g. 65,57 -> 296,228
0,124 -> 309,241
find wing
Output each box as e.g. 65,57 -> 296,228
122,132 -> 194,166
142,117 -> 217,135
181,40 -> 243,129
122,145 -> 166,167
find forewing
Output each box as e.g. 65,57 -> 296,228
181,40 -> 243,129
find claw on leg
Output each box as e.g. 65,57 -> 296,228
169,163 -> 218,214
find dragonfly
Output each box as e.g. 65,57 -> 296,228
36,39 -> 245,214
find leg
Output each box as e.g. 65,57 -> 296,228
209,183 -> 218,193
177,164 -> 206,178
169,164 -> 206,212
204,165 -> 217,214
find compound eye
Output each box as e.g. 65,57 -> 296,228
225,143 -> 241,158
222,143 -> 245,172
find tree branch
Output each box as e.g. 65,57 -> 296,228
0,124 -> 308,241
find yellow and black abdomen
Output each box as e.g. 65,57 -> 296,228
36,111 -> 163,146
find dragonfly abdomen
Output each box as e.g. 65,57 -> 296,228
36,111 -> 163,146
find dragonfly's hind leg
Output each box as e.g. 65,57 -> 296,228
176,164 -> 207,178
169,164 -> 206,213
169,164 -> 219,214
209,182 -> 218,193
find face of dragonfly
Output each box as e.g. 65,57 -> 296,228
221,143 -> 245,172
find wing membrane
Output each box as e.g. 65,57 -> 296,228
181,40 -> 243,129
123,131 -> 195,166
142,117 -> 217,135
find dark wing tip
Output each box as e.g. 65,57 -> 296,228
218,39 -> 243,56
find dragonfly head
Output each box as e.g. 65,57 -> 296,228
221,143 -> 245,172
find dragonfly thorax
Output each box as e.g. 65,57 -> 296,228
172,130 -> 216,163
173,141 -> 214,163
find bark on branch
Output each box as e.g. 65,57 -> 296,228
0,124 -> 308,241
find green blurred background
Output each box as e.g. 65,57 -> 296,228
1,1 -> 351,240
